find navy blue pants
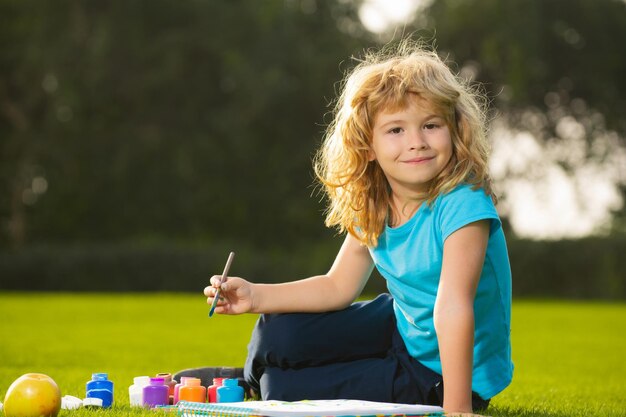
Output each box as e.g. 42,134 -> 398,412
243,293 -> 489,410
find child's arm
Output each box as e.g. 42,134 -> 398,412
205,233 -> 374,315
434,220 -> 490,414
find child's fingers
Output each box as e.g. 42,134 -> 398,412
205,290 -> 226,307
205,277 -> 245,312
209,275 -> 223,287
204,286 -> 223,303
204,285 -> 219,297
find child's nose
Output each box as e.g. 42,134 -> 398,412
408,130 -> 428,150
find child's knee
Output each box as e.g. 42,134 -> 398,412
247,313 -> 307,364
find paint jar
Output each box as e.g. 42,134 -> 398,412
173,376 -> 191,405
129,376 -> 150,407
86,373 -> 114,408
179,377 -> 206,403
217,378 -> 244,403
208,378 -> 224,403
155,372 -> 176,404
142,377 -> 169,408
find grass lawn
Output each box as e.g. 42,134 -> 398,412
1,293 -> 625,416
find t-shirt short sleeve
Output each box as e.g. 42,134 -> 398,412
437,184 -> 501,242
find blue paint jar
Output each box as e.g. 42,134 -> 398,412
216,378 -> 244,403
86,372 -> 114,407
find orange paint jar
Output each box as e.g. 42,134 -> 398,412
178,377 -> 206,403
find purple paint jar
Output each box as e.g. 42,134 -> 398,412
142,377 -> 169,408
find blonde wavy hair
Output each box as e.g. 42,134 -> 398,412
314,41 -> 494,247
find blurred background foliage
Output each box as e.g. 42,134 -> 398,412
1,0 -> 625,297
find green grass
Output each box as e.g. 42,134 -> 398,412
1,293 -> 625,416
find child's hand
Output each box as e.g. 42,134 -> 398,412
204,276 -> 254,315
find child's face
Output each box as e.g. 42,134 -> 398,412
369,96 -> 453,197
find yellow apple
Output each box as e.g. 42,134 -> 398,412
3,373 -> 61,417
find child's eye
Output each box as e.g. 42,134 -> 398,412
424,123 -> 440,130
387,127 -> 403,134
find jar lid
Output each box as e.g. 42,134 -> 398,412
186,378 -> 201,386
134,376 -> 151,385
61,395 -> 83,410
156,372 -> 172,382
150,377 -> 165,385
223,378 -> 239,386
83,397 -> 103,407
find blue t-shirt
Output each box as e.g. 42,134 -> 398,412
369,184 -> 513,399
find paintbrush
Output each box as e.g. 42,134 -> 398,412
208,251 -> 235,317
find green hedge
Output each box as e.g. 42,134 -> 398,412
0,241 -> 343,293
506,237 -> 626,299
1,237 -> 625,299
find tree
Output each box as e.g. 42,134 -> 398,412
421,0 -> 626,136
410,0 -> 626,237
0,0 -> 368,248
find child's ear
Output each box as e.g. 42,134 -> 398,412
368,148 -> 376,162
